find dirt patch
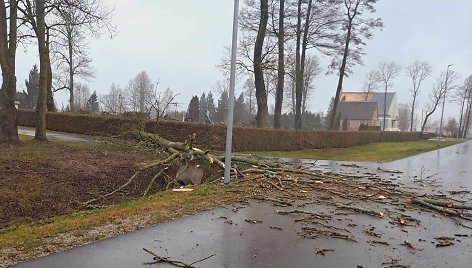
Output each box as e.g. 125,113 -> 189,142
0,140 -> 190,229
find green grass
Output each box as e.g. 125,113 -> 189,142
249,139 -> 465,162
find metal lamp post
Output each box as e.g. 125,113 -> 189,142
224,0 -> 240,184
438,64 -> 452,145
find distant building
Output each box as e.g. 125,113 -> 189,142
340,91 -> 399,130
336,101 -> 379,131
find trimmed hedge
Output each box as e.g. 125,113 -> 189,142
17,109 -> 421,151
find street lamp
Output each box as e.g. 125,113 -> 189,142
224,0 -> 240,184
438,64 -> 453,145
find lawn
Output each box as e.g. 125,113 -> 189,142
248,139 -> 466,162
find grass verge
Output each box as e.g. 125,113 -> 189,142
0,183 -> 253,266
248,139 -> 466,162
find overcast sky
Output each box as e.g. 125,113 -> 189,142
15,0 -> 472,124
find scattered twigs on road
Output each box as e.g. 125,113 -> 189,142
335,204 -> 384,218
143,248 -> 215,267
277,209 -> 332,220
299,227 -> 356,242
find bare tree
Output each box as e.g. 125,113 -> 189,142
457,75 -> 472,137
101,83 -> 126,114
294,0 -> 313,130
0,0 -> 19,143
149,87 -> 179,122
421,74 -> 450,133
273,0 -> 285,129
406,61 -> 432,131
126,71 -> 155,113
376,61 -> 401,131
363,70 -> 379,100
330,0 -> 383,130
51,0 -> 115,112
74,82 -> 90,111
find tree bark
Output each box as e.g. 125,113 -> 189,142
273,0 -> 285,129
295,0 -> 312,130
254,0 -> 269,128
68,30 -> 75,112
34,0 -> 48,141
409,95 -> 417,132
293,0 -> 302,130
45,28 -> 55,112
330,19 -> 353,130
0,1 -> 19,143
463,103 -> 471,138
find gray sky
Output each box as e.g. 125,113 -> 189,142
15,0 -> 472,125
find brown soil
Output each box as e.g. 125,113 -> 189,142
0,140 -> 182,229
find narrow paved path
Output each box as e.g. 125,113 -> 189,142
18,127 -> 97,143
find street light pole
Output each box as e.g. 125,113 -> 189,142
438,64 -> 452,145
224,0 -> 240,184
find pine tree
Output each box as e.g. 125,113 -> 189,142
324,97 -> 335,129
234,92 -> 247,125
199,92 -> 207,122
216,90 -> 228,124
186,95 -> 199,122
86,91 -> 100,113
24,65 -> 40,109
206,91 -> 216,123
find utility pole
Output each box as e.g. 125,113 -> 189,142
224,0 -> 240,184
438,64 -> 452,146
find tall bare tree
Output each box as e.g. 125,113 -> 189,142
101,83 -> 126,114
406,61 -> 432,131
0,0 -> 19,143
52,0 -> 115,112
420,71 -> 458,133
294,0 -> 313,130
330,0 -> 383,130
457,75 -> 472,137
273,0 -> 285,129
253,0 -> 269,128
363,70 -> 379,100
376,61 -> 401,131
126,71 -> 155,113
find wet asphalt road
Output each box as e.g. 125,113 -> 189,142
13,141 -> 472,268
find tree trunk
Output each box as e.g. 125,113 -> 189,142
293,0 -> 302,130
421,109 -> 435,133
463,103 -> 471,138
0,1 -> 19,143
457,97 -> 465,138
330,19 -> 353,130
295,0 -> 312,130
254,0 -> 269,128
46,29 -> 55,112
383,85 -> 387,131
409,95 -> 417,132
68,31 -> 74,112
34,0 -> 48,141
273,0 -> 285,129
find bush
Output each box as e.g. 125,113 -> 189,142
17,109 -> 421,152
